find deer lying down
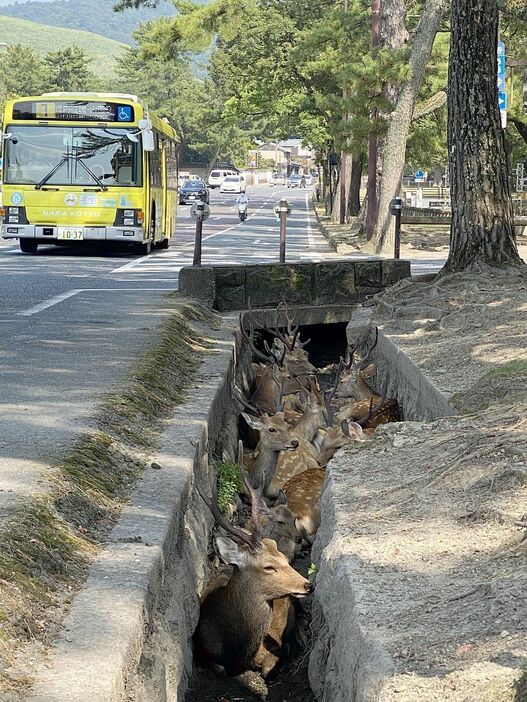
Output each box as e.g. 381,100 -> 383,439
195,536 -> 311,677
194,472 -> 311,677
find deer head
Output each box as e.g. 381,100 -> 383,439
246,494 -> 302,562
317,419 -> 365,467
242,412 -> 299,492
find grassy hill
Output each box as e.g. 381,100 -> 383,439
0,0 -> 174,44
0,15 -> 127,78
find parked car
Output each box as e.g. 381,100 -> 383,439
179,180 -> 209,205
220,174 -> 247,194
304,174 -> 314,186
287,174 -> 306,188
270,173 -> 286,186
208,169 -> 236,188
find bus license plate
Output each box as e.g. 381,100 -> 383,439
57,227 -> 84,241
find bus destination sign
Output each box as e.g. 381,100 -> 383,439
12,101 -> 135,123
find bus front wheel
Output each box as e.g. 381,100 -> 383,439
135,239 -> 151,256
19,239 -> 38,254
159,237 -> 169,250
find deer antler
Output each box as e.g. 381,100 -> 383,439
357,327 -> 378,368
239,313 -> 275,365
232,385 -> 262,416
355,377 -> 388,427
238,440 -> 263,544
324,356 -> 346,425
195,482 -> 262,552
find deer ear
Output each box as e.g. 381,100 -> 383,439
242,412 -> 262,430
215,536 -> 248,567
362,363 -> 376,379
347,421 -> 365,440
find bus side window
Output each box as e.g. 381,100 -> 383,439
167,142 -> 178,191
149,133 -> 162,188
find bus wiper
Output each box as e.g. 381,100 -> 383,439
35,154 -> 109,191
74,157 -> 108,191
35,157 -> 68,190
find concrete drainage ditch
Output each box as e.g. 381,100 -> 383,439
26,302 -> 454,702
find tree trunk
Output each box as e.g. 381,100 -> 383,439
443,0 -> 523,272
358,0 -> 408,235
348,153 -> 363,216
371,0 -> 446,254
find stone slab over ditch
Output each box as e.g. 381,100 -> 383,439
178,259 -> 410,311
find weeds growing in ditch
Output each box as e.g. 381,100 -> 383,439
215,458 -> 244,515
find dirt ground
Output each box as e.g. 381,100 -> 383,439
318,267 -> 527,701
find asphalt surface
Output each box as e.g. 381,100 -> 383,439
0,185 -> 446,519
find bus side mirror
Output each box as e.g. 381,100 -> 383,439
142,129 -> 155,152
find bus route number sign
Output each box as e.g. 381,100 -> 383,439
12,100 -> 135,123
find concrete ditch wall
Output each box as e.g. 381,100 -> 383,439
178,260 -> 410,311
308,315 -> 458,701
27,317 -> 250,702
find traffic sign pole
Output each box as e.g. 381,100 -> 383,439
274,198 -> 291,263
193,217 -> 203,266
190,199 -> 210,266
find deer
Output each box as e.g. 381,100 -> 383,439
266,378 -> 329,498
317,419 -> 365,467
194,472 -> 311,678
244,492 -> 302,563
241,411 -> 300,493
282,468 -> 326,543
333,329 -> 401,428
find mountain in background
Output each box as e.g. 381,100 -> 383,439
0,15 -> 126,78
0,0 -> 174,43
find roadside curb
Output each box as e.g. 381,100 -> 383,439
27,317 -> 242,702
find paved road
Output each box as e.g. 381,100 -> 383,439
0,185 -> 339,518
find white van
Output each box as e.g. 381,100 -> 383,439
208,169 -> 235,188
220,174 -> 247,194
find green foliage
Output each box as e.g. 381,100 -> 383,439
0,43 -> 100,109
116,19 -> 259,166
44,47 -> 94,93
0,44 -> 48,102
215,459 -> 244,515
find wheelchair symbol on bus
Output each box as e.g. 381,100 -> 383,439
117,106 -> 132,122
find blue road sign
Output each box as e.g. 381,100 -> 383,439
499,92 -> 508,111
415,169 -> 425,182
498,75 -> 506,91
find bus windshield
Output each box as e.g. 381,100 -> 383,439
4,125 -> 142,187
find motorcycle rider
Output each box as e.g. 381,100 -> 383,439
235,192 -> 249,221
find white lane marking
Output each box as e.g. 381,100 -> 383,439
111,194 -> 279,273
17,288 -> 170,316
253,239 -> 261,244
110,252 -> 153,273
17,289 -> 84,316
305,193 -> 315,249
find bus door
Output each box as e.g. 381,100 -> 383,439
149,133 -> 164,240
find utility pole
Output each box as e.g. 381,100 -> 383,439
339,0 -> 349,225
366,0 -> 381,240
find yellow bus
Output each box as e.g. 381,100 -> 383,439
0,92 -> 178,254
